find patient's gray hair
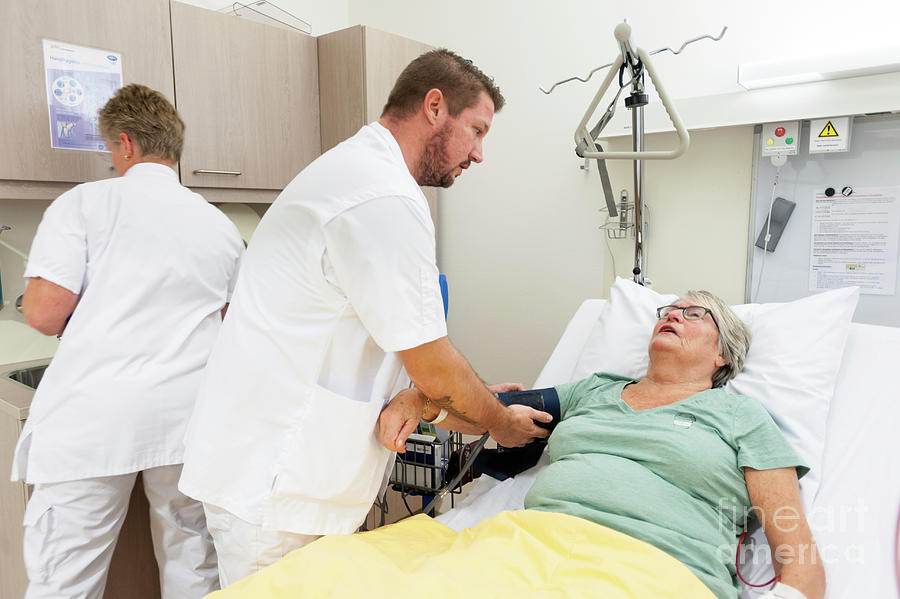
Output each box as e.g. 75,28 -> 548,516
684,290 -> 751,388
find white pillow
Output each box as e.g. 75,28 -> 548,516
572,277 -> 859,506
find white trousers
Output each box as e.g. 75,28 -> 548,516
202,503 -> 320,588
23,464 -> 218,599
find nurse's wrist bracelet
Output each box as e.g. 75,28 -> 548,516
422,396 -> 448,424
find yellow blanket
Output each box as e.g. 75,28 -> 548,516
210,510 -> 716,598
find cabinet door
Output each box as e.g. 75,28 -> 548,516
363,28 -> 433,124
0,0 -> 174,184
0,416 -> 27,599
317,26 -> 366,154
171,3 -> 320,190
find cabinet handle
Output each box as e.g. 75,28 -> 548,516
193,169 -> 242,176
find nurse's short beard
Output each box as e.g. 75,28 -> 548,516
417,123 -> 467,188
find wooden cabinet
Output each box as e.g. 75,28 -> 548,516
171,2 -> 320,195
0,400 -> 28,598
0,0 -> 174,194
0,1 -> 320,203
1,8 -> 427,208
317,26 -> 438,227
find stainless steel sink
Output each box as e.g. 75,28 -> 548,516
5,364 -> 49,390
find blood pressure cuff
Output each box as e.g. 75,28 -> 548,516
496,387 -> 560,430
475,387 -> 560,481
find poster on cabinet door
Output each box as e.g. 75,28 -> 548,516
809,187 -> 900,295
42,39 -> 122,152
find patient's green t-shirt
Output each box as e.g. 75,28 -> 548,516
524,373 -> 808,599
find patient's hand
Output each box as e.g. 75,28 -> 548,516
378,388 -> 425,452
487,382 -> 525,394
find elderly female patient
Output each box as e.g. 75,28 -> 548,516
383,290 -> 825,599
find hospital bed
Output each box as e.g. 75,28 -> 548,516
210,285 -> 900,598
437,294 -> 900,599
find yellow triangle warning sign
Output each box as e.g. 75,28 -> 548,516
818,120 -> 839,137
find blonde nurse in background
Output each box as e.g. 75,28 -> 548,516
12,84 -> 244,599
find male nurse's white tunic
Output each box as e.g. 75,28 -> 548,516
180,123 -> 447,536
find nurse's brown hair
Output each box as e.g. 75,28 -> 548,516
381,49 -> 505,120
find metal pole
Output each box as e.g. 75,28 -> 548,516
632,105 -> 645,285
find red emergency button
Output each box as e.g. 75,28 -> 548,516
775,126 -> 786,137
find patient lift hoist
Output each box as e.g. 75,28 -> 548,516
541,22 -> 726,286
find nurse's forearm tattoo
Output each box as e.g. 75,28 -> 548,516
432,395 -> 478,425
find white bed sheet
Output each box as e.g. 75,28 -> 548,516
436,301 -> 900,599
806,323 -> 900,599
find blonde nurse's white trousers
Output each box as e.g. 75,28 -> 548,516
23,464 -> 218,599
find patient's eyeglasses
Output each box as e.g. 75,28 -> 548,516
656,305 -> 719,330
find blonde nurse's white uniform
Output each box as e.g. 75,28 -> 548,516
180,123 -> 446,583
12,163 -> 244,599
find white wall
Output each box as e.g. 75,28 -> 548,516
602,126 -> 755,302
0,201 -> 50,322
177,0 -> 350,35
348,0 -> 900,385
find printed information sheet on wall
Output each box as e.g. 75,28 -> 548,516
809,187 -> 900,295
42,40 -> 122,152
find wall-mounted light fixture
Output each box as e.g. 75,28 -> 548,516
738,46 -> 900,90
